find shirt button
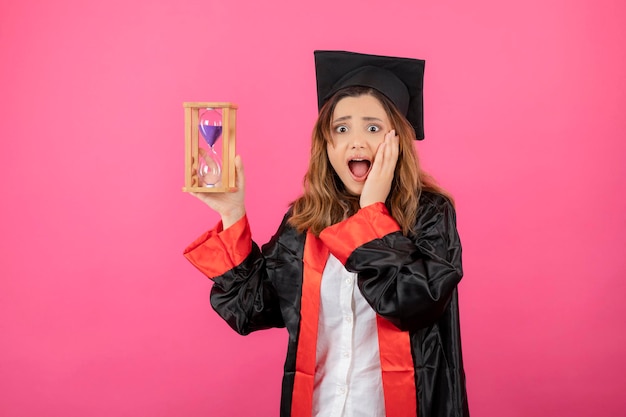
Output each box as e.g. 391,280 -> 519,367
342,351 -> 350,358
345,278 -> 352,284
338,387 -> 346,395
345,316 -> 352,323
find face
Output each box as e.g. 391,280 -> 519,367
327,94 -> 392,195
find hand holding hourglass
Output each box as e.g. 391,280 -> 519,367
191,154 -> 246,229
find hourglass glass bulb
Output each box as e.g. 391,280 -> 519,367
198,108 -> 222,187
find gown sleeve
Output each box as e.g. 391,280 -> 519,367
183,214 -> 286,335
318,193 -> 463,331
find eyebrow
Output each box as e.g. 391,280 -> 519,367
332,116 -> 384,123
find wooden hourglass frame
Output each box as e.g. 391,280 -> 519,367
183,102 -> 237,193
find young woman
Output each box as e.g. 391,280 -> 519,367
184,50 -> 469,417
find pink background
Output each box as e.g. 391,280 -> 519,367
1,0 -> 625,416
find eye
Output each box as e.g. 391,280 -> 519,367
334,125 -> 348,133
367,125 -> 381,133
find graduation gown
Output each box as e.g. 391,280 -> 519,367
184,191 -> 469,417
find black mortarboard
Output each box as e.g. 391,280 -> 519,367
314,50 -> 426,140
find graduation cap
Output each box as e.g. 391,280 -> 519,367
314,50 -> 426,140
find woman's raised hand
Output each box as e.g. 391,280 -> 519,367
190,155 -> 246,229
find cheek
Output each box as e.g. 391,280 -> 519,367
325,146 -> 344,173
367,136 -> 385,152
326,153 -> 341,172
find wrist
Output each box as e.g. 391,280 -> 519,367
359,197 -> 385,208
222,209 -> 246,229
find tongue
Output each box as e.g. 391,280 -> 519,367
349,161 -> 370,178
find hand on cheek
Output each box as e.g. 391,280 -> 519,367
360,130 -> 399,208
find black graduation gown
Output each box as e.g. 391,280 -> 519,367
184,191 -> 470,417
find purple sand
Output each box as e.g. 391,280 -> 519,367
199,125 -> 222,147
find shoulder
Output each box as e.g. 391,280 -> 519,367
263,206 -> 306,251
414,190 -> 458,236
418,190 -> 455,215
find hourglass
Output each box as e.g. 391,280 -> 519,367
183,102 -> 237,193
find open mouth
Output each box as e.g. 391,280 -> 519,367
348,158 -> 372,181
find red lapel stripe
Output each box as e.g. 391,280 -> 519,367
291,233 -> 328,417
376,316 -> 418,416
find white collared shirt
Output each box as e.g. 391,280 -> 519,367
312,254 -> 385,417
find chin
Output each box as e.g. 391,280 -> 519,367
345,184 -> 363,196
336,173 -> 364,196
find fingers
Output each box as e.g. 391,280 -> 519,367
374,130 -> 398,175
360,130 -> 399,208
234,155 -> 245,191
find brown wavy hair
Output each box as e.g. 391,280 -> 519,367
289,86 -> 451,236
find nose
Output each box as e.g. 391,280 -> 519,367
351,135 -> 365,149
